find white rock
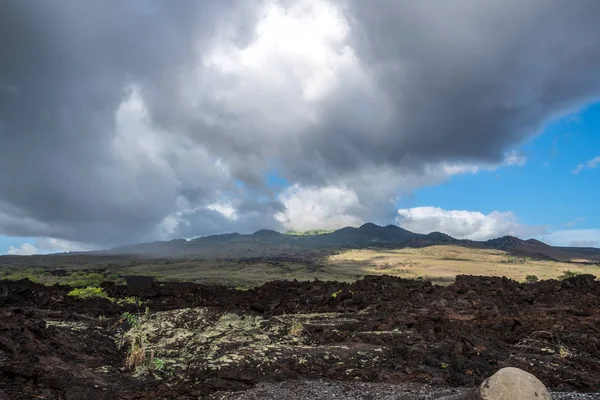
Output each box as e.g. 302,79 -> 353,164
436,367 -> 551,400
478,367 -> 551,400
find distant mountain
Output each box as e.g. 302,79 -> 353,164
91,224 -> 600,263
484,236 -> 599,262
252,229 -> 283,237
318,223 -> 417,246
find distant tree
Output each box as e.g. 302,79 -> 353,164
557,270 -> 582,281
524,275 -> 539,283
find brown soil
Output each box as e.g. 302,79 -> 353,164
1,274 -> 600,399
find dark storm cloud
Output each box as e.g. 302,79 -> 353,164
1,0 -> 600,246
0,1 -> 173,243
290,0 -> 600,179
0,0 -> 267,245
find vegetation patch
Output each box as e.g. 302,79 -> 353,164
0,266 -> 125,287
124,307 -> 324,375
524,275 -> 539,283
67,286 -> 113,300
118,296 -> 145,307
118,312 -> 168,375
557,270 -> 583,280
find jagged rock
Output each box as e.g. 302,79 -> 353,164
437,367 -> 551,399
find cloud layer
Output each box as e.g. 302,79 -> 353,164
2,0 -> 600,247
396,207 -> 546,241
572,156 -> 600,174
7,238 -> 88,255
534,229 -> 600,248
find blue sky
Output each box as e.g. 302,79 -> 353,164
396,102 -> 600,246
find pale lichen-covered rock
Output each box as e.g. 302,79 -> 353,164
437,367 -> 551,400
478,367 -> 551,399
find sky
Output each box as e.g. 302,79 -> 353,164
1,0 -> 599,255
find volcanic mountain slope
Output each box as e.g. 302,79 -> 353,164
88,224 -> 600,263
484,236 -> 600,262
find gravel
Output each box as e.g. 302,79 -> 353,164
552,394 -> 600,400
210,380 -> 600,400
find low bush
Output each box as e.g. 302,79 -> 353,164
67,286 -> 112,300
524,275 -> 539,283
557,270 -> 582,280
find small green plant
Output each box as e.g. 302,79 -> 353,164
118,312 -> 167,373
289,322 -> 304,337
67,286 -> 112,300
524,275 -> 539,283
558,270 -> 582,280
441,363 -> 449,369
558,345 -> 571,359
331,290 -> 343,299
119,314 -> 149,370
121,311 -> 140,328
118,296 -> 143,307
153,358 -> 165,371
125,333 -> 147,369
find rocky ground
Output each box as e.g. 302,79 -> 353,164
213,380 -> 600,400
1,274 -> 600,399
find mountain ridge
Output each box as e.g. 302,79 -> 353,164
91,223 -> 600,263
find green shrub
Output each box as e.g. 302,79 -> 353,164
67,286 -> 112,300
121,311 -> 140,328
118,296 -> 144,307
118,313 -> 166,373
64,272 -> 106,288
152,358 -> 165,371
524,275 -> 539,283
557,270 -> 582,281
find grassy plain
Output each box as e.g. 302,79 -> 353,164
0,245 -> 598,288
327,245 -> 600,284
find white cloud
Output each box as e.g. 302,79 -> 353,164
275,184 -> 363,231
272,154 -> 536,235
504,150 -> 527,167
194,0 -> 371,144
533,229 -> 600,248
396,206 -> 545,240
564,217 -> 585,227
207,201 -> 239,221
572,155 -> 600,174
7,243 -> 39,256
4,237 -> 89,255
441,164 -> 480,176
439,151 -> 526,177
36,238 -> 89,253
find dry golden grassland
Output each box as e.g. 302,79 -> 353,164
326,245 -> 599,284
